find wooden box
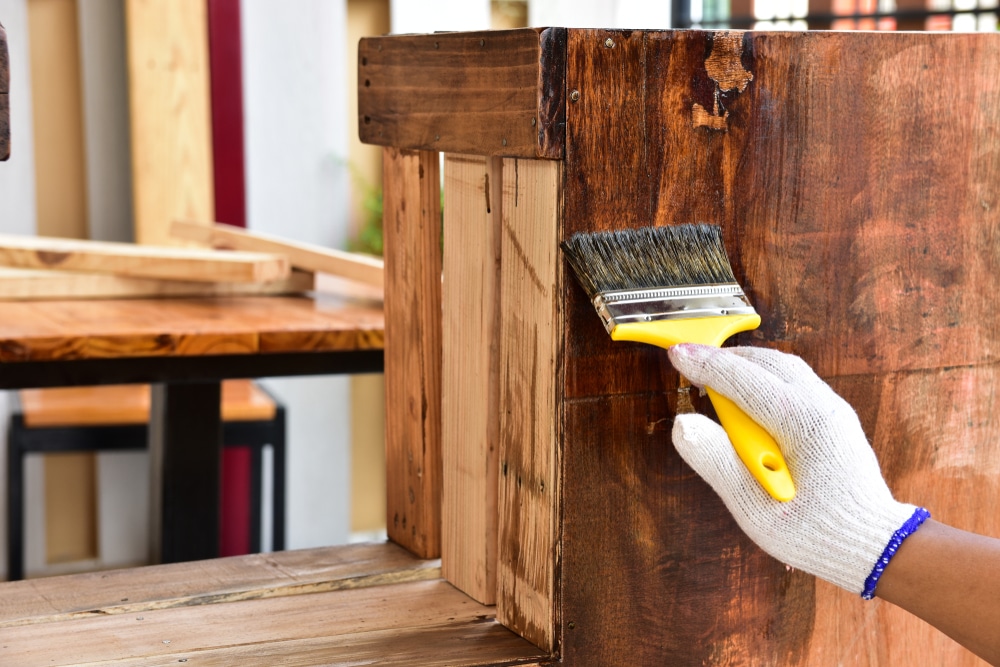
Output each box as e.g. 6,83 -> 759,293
362,28 -> 1000,665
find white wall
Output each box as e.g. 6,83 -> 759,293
528,0 -> 671,29
241,0 -> 354,549
390,0 -> 489,33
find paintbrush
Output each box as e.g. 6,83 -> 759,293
561,223 -> 795,502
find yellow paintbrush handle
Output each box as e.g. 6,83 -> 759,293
705,387 -> 795,502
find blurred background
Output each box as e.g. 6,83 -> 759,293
0,0 -> 993,580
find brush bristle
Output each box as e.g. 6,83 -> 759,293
560,224 -> 739,297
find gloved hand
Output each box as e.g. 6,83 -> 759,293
668,343 -> 929,599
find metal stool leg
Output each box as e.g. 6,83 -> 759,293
7,413 -> 25,581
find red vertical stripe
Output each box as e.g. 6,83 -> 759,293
208,0 -> 252,556
208,0 -> 246,229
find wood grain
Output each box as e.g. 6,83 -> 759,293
125,0 -> 214,246
171,220 -> 384,289
382,147 -> 443,559
441,154 -> 503,605
359,28 -> 566,159
0,541 -> 546,665
0,542 -> 437,627
0,20 -> 8,161
0,234 -> 289,283
559,28 -> 1000,665
0,296 -> 383,362
20,379 -> 276,427
1,579 -> 543,667
0,266 -> 313,300
496,158 -> 562,653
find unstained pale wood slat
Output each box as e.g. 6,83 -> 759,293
441,154 -> 503,605
0,266 -> 313,300
171,220 -> 384,290
0,234 -> 289,283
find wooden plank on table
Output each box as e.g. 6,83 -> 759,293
441,154 -> 503,605
171,220 -> 384,289
559,29 -> 1000,665
0,579 -> 544,666
1,20 -> 11,160
0,542 -> 438,628
125,0 -> 214,247
382,147 -> 442,559
0,234 -> 289,283
359,28 -> 567,159
496,158 -> 562,653
0,266 -> 312,300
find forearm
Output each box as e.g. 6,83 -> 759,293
876,519 -> 1000,666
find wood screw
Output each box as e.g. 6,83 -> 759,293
502,138 -> 507,147
605,37 -> 615,48
531,117 -> 536,126
480,39 -> 485,46
570,90 -> 581,102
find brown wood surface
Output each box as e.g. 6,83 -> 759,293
382,147 -> 443,559
558,29 -> 1000,666
0,295 -> 383,362
496,157 -> 562,653
0,234 -> 289,283
0,266 -> 313,300
0,20 -> 9,161
441,154 -> 503,604
20,379 -> 276,427
359,28 -> 566,160
171,220 -> 385,289
0,542 -> 546,666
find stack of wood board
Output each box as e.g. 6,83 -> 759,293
0,227 -> 384,300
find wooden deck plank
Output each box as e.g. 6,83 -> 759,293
0,580 -> 545,667
0,543 -> 437,628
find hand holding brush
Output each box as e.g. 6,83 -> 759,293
670,343 -> 1000,666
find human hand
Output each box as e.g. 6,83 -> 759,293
668,343 -> 929,598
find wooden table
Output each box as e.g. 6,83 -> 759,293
0,294 -> 384,567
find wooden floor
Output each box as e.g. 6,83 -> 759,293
0,542 -> 547,666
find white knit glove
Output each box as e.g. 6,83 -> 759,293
668,343 -> 929,598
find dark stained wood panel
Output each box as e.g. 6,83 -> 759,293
1,21 -> 9,161
359,28 -> 566,159
560,29 -> 1000,665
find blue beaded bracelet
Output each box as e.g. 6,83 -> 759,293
861,507 -> 931,600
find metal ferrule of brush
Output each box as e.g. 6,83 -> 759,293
592,284 -> 757,333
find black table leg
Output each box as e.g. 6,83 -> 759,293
149,381 -> 222,564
